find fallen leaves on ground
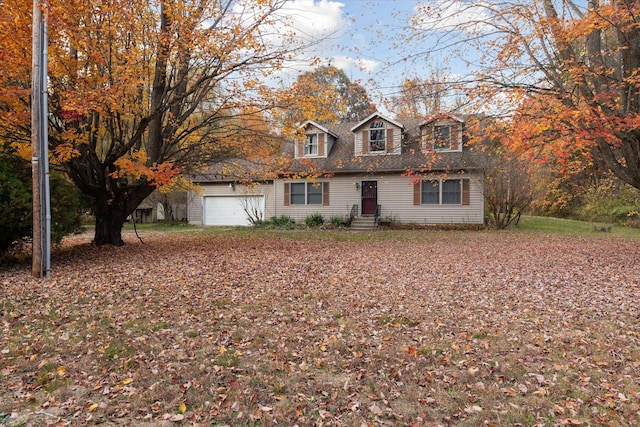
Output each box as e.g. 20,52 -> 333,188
1,229 -> 639,426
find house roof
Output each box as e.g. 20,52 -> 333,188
193,115 -> 483,183
282,116 -> 482,176
350,112 -> 405,132
191,158 -> 275,183
301,120 -> 338,138
421,112 -> 465,127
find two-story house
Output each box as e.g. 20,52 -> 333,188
188,112 -> 484,227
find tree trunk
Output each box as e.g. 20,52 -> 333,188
93,196 -> 129,246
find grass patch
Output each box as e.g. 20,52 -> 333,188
513,215 -> 640,237
472,331 -> 488,340
103,339 -> 134,361
212,299 -> 232,307
214,351 -> 240,368
37,364 -> 71,393
114,215 -> 640,241
152,321 -> 169,331
378,315 -> 420,327
122,222 -> 195,231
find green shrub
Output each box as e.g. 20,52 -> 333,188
304,213 -> 324,227
0,148 -> 32,252
49,171 -> 88,241
0,144 -> 88,255
270,215 -> 294,229
329,215 -> 344,226
579,179 -> 640,223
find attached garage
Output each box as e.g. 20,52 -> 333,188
203,195 -> 264,226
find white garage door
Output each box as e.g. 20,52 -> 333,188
203,196 -> 264,226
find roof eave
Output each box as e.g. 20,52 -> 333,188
350,112 -> 405,132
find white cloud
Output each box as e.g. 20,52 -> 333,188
412,0 -> 492,34
327,56 -> 380,74
228,0 -> 363,85
355,58 -> 379,73
243,1 -> 384,84
239,0 -> 346,50
280,0 -> 346,42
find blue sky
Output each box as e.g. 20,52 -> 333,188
267,0 -> 483,113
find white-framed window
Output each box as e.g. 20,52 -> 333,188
421,179 -> 462,205
431,123 -> 461,151
304,134 -> 318,155
369,120 -> 386,152
290,183 -> 306,204
290,182 -> 323,205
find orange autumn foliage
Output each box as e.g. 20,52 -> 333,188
412,0 -> 640,189
0,0 -> 315,245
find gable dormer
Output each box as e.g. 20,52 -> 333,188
351,113 -> 404,156
295,120 -> 337,159
420,113 -> 464,152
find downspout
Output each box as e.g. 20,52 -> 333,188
273,179 -> 277,218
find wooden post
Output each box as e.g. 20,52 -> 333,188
32,0 -> 50,277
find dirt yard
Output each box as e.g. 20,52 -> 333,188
1,229 -> 639,426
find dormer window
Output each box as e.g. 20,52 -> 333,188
369,120 -> 386,152
304,134 -> 318,156
433,125 -> 451,150
430,122 -> 461,151
351,113 -> 402,156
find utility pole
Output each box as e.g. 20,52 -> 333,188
32,0 -> 51,278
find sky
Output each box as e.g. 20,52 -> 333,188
269,0 -> 483,113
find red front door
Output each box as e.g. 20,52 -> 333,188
361,181 -> 377,215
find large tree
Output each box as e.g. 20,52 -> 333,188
0,0 -> 312,246
278,65 -> 376,127
388,76 -> 445,120
410,0 -> 640,190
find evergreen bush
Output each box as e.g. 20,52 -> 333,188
1,145 -> 87,255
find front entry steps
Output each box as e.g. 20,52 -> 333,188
350,216 -> 377,230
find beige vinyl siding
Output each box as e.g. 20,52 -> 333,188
273,173 -> 484,224
190,174 -> 483,226
188,182 -> 274,225
377,175 -> 484,224
274,178 -> 359,222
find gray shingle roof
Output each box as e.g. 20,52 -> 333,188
281,117 -> 482,175
193,117 -> 483,183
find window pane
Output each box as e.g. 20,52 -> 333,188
307,183 -> 322,204
433,125 -> 450,150
290,183 -> 305,204
421,180 -> 439,204
442,179 -> 461,204
369,120 -> 386,152
305,134 -> 318,155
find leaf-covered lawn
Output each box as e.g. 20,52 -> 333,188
1,230 -> 639,426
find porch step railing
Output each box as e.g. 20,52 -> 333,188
347,204 -> 384,229
349,216 -> 377,230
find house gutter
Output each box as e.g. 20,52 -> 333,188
273,179 -> 277,219
310,166 -> 484,175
